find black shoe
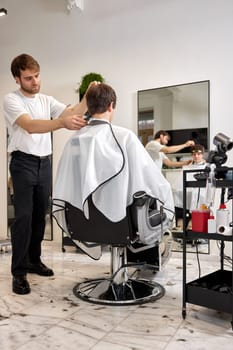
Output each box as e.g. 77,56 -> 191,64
12,275 -> 31,295
28,262 -> 54,276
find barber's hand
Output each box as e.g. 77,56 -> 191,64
183,159 -> 193,166
62,115 -> 87,130
185,140 -> 195,147
85,80 -> 101,94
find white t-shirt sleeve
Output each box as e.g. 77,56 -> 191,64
3,92 -> 66,126
3,91 -> 67,156
145,140 -> 167,161
47,95 -> 66,119
3,93 -> 28,126
145,140 -> 163,153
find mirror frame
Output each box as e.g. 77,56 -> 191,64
137,80 -> 210,153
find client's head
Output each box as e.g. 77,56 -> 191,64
86,83 -> 117,118
191,144 -> 205,164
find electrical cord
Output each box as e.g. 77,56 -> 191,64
195,241 -> 201,279
216,240 -> 233,268
51,199 -> 67,233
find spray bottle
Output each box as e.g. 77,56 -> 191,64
216,203 -> 230,234
207,210 -> 216,233
205,164 -> 216,209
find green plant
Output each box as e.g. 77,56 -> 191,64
77,72 -> 105,99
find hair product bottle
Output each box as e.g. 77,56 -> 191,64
208,214 -> 216,233
216,204 -> 230,234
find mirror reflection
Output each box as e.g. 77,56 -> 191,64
138,80 -> 209,148
137,80 -> 210,254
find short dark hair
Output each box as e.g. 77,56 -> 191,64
191,144 -> 205,154
86,83 -> 117,115
11,53 -> 40,78
154,130 -> 170,140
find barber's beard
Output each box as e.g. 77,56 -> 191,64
20,83 -> 40,95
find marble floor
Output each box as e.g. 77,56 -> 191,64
0,240 -> 233,350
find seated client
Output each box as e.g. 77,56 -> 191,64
53,83 -> 175,243
173,144 -> 206,229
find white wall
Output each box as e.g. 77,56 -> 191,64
1,0 -> 233,239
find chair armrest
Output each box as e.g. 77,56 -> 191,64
132,192 -> 167,245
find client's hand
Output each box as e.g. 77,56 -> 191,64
183,159 -> 193,166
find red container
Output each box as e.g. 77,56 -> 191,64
191,210 -> 210,233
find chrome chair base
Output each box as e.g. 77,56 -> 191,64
73,278 -> 165,305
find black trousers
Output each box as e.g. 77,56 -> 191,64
10,151 -> 51,277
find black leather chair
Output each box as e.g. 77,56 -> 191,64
58,190 -> 168,306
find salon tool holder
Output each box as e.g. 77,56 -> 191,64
181,166 -> 233,330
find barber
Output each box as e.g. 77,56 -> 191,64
3,53 -> 94,295
145,130 -> 194,170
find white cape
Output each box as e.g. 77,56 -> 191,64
53,121 -> 174,226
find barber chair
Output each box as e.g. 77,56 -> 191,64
60,191 -> 168,305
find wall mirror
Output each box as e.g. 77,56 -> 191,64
137,80 -> 210,254
138,80 -> 209,148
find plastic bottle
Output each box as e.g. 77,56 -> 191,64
216,204 -> 230,234
205,164 -> 216,208
208,214 -> 216,233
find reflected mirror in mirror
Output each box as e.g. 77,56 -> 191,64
137,80 -> 210,254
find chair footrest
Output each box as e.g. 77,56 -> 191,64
73,277 -> 165,305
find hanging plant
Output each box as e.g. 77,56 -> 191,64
77,72 -> 105,100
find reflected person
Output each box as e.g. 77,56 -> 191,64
145,130 -> 194,170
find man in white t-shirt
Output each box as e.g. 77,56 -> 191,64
3,53 -> 95,295
145,130 -> 194,170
